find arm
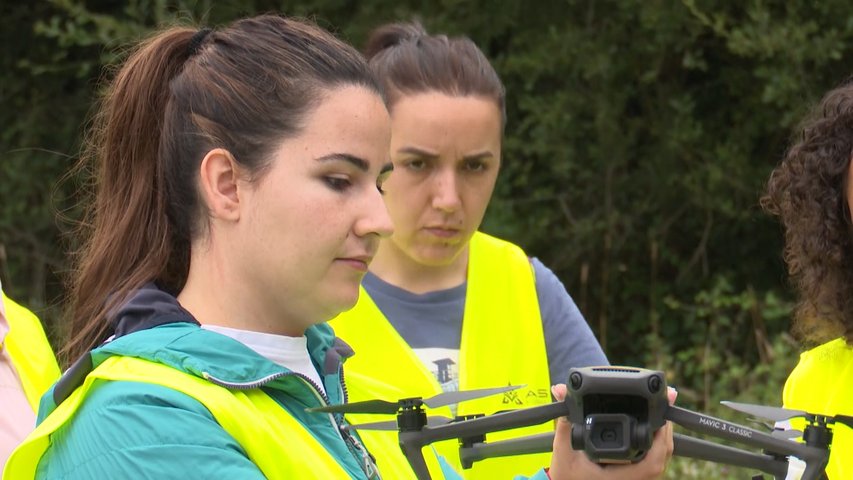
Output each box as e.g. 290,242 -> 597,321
36,381 -> 265,479
532,258 -> 609,386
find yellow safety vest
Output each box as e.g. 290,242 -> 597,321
1,292 -> 60,410
330,232 -> 553,479
4,356 -> 357,479
783,337 -> 853,480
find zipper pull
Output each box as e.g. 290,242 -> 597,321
346,429 -> 380,479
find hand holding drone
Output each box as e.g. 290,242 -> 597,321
309,366 -> 849,480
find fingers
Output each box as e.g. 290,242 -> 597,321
667,386 -> 678,405
660,420 -> 674,459
552,383 -> 568,401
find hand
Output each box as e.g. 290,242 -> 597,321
547,384 -> 677,480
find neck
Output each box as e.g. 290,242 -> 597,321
368,240 -> 469,294
178,242 -> 305,337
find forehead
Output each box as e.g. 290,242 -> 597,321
307,86 -> 389,135
273,85 -> 391,164
389,92 -> 502,150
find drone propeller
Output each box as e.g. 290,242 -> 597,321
306,385 -> 523,414
721,401 -> 808,422
722,400 -> 853,430
770,429 -> 803,440
342,415 -> 455,432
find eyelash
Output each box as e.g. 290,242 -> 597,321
406,159 -> 426,171
324,176 -> 351,192
405,159 -> 487,173
464,160 -> 486,172
325,175 -> 388,196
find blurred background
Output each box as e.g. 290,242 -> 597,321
3,1 -> 852,477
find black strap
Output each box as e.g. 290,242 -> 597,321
53,353 -> 93,406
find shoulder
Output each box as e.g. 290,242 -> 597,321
471,231 -> 527,257
38,380 -> 263,478
784,338 -> 853,414
530,257 -> 558,282
529,257 -> 573,301
789,338 -> 853,381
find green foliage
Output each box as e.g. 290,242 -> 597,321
1,2 -> 847,476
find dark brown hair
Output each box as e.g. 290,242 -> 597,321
762,77 -> 853,347
63,15 -> 381,364
364,21 -> 505,126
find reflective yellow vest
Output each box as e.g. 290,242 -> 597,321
4,356 -> 356,479
1,292 -> 60,410
330,232 -> 553,479
783,337 -> 853,480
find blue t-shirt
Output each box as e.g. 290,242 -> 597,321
361,257 -> 608,392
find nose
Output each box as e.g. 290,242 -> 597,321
355,187 -> 394,239
430,167 -> 462,213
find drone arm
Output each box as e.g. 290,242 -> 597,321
456,429 -> 791,478
667,406 -> 800,455
418,401 -> 569,446
666,406 -> 829,480
672,433 -> 787,479
395,401 -> 568,479
459,432 -> 555,469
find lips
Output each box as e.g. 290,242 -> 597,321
423,226 -> 461,238
335,254 -> 374,272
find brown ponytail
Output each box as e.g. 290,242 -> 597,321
63,16 -> 380,364
63,28 -> 197,364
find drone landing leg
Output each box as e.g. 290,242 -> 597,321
399,432 -> 432,480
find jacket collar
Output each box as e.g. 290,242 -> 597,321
52,284 -> 355,407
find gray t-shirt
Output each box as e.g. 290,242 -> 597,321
361,257 -> 608,391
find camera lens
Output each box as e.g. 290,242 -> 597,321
592,421 -> 623,448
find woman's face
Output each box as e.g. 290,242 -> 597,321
235,85 -> 393,331
381,92 -> 502,267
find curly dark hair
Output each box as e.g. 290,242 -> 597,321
762,78 -> 853,347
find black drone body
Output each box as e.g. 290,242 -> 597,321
308,367 -> 838,480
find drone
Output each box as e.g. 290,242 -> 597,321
308,366 -> 850,480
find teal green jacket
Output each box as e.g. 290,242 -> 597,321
33,283 -> 550,480
35,321 -> 378,479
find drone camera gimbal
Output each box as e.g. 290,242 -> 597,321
567,367 -> 668,463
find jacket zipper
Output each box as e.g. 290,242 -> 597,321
203,370 -> 380,479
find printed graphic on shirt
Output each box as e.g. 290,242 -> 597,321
413,347 -> 460,393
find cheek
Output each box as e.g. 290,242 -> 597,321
385,184 -> 427,221
465,179 -> 497,214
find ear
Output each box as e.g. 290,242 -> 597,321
199,148 -> 241,221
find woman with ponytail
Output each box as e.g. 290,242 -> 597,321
4,14 -> 395,479
328,21 -> 673,480
3,13 -> 664,480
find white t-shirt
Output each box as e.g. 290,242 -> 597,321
201,324 -> 326,395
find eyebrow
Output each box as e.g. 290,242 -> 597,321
396,146 -> 494,162
315,153 -> 370,172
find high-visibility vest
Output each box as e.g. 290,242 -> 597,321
1,292 -> 60,410
331,232 -> 553,479
4,356 -> 357,479
783,337 -> 853,480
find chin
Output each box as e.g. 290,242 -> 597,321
329,288 -> 361,316
414,247 -> 464,266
